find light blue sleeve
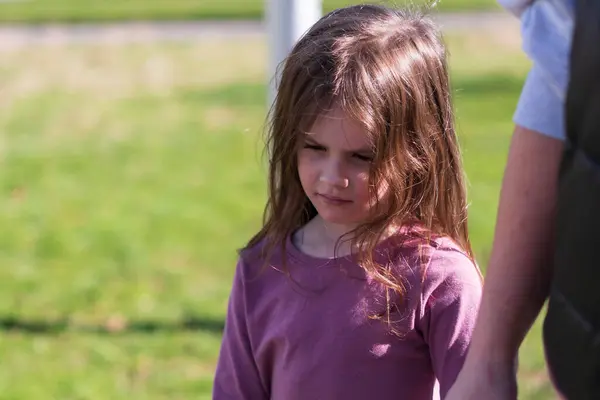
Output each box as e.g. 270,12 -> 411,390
509,0 -> 575,141
513,64 -> 565,141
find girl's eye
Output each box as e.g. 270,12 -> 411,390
304,143 -> 326,151
353,153 -> 373,162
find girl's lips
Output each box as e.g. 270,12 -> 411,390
317,193 -> 352,204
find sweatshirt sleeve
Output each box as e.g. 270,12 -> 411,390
417,248 -> 483,399
212,258 -> 269,400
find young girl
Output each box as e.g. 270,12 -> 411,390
213,4 -> 482,400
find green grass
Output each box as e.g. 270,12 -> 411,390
0,0 -> 500,23
0,32 -> 556,399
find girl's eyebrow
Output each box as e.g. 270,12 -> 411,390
352,145 -> 375,154
302,135 -> 322,146
303,133 -> 373,154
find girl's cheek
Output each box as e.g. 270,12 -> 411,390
298,151 -> 323,177
354,170 -> 370,183
299,149 -> 320,162
297,150 -> 312,167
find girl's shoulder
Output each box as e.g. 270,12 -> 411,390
382,230 -> 482,339
382,229 -> 482,299
420,236 -> 483,292
236,235 -> 293,276
236,235 -> 276,272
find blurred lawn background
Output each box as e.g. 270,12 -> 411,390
0,0 -> 556,399
0,0 -> 500,23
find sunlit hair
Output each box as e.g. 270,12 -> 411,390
245,4 -> 474,322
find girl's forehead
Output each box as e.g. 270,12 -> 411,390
307,107 -> 369,146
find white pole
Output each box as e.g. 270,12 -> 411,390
266,0 -> 322,107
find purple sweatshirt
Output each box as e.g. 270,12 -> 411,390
213,231 -> 482,400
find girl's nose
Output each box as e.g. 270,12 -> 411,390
319,160 -> 349,188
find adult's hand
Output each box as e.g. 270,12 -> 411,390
445,360 -> 517,400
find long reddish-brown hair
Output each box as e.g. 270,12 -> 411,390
245,4 -> 473,306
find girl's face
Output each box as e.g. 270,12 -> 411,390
297,107 -> 386,229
